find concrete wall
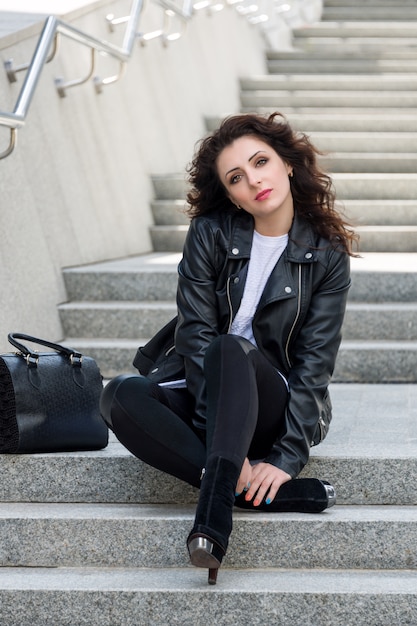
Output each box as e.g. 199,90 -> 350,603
0,0 -> 267,350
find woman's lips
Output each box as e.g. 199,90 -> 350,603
255,189 -> 272,201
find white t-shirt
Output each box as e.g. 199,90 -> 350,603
229,230 -> 288,346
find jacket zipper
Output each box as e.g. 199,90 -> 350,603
285,263 -> 302,369
226,276 -> 233,332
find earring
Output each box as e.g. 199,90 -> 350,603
236,204 -> 243,210
289,170 -> 294,178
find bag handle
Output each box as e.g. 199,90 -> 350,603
8,333 -> 83,366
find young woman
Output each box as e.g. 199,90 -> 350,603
100,112 -> 358,584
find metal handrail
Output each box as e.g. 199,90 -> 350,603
0,0 -> 144,158
0,0 -> 305,159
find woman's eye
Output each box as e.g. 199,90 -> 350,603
230,174 -> 242,184
256,158 -> 267,167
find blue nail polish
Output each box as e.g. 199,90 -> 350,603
266,498 -> 272,505
235,491 -> 240,497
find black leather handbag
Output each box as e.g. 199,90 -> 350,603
0,333 -> 108,453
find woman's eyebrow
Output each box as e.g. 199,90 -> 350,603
225,151 -> 265,179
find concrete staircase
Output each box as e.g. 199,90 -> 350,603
1,1 -> 417,623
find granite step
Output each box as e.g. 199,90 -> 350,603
293,22 -> 417,38
0,567 -> 416,626
317,153 -> 416,174
207,112 -> 417,132
334,340 -> 417,383
151,173 -> 417,200
240,90 -> 417,110
310,132 -> 417,153
58,300 -> 417,341
58,300 -> 177,338
354,226 -> 417,252
240,75 -> 417,92
149,222 -> 417,251
0,384 -> 416,506
324,0 -> 417,4
60,337 -> 417,382
323,6 -> 417,22
151,199 -> 417,227
332,173 -> 417,200
267,47 -> 417,61
267,57 -> 417,74
1,502 -> 416,570
62,253 -> 417,303
292,38 -> 417,57
342,200 -> 417,226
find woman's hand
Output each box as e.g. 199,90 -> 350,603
244,462 -> 291,506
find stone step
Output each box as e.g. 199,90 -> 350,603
310,132 -> 417,153
324,0 -> 417,4
323,7 -> 417,22
150,224 -> 188,252
151,173 -> 417,200
0,566 -> 416,626
269,47 -> 417,61
293,22 -> 417,38
62,337 -> 417,382
151,199 -> 188,225
343,302 -> 417,340
334,340 -> 417,382
293,38 -> 417,56
207,112 -> 417,132
332,173 -> 417,200
322,154 -> 417,175
240,75 -> 417,92
58,300 -> 177,338
355,226 -> 417,252
0,384 -> 416,505
343,200 -> 417,226
1,502 -> 416,570
152,199 -> 417,227
62,253 -> 417,303
240,90 -> 417,109
250,151 -> 416,175
149,222 -> 417,251
58,300 -> 417,341
267,57 -> 417,74
63,252 -> 180,302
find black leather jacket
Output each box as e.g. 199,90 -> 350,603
175,208 -> 351,478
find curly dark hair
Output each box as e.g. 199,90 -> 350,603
186,112 -> 359,256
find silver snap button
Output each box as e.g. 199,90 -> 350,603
285,286 -> 292,293
305,252 -> 313,259
234,277 -> 239,284
232,248 -> 239,255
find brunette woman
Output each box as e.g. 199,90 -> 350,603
100,112 -> 358,584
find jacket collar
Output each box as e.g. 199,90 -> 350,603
228,210 -> 318,264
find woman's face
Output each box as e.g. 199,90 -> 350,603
216,135 -> 294,235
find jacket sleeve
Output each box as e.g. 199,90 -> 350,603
264,247 -> 351,477
175,218 -> 221,426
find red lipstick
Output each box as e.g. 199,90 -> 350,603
255,189 -> 272,201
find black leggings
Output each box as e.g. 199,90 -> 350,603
100,335 -> 289,488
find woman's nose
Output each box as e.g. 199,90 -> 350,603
247,171 -> 261,186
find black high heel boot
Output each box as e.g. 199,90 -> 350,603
187,455 -> 240,585
234,478 -> 336,513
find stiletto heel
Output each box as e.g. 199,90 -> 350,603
187,455 -> 240,585
208,568 -> 218,585
187,534 -> 224,585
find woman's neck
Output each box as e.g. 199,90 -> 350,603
254,206 -> 294,237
